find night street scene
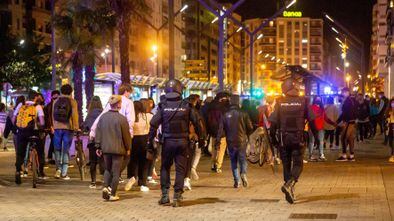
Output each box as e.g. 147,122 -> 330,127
2,0 -> 394,220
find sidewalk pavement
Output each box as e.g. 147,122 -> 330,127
0,136 -> 394,220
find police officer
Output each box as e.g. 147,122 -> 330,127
269,78 -> 311,204
147,79 -> 204,207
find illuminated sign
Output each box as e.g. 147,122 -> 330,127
283,11 -> 302,17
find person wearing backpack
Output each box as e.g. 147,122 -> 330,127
52,84 -> 79,180
12,91 -> 45,184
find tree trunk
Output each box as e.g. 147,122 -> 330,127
72,52 -> 83,126
118,13 -> 131,84
84,65 -> 95,106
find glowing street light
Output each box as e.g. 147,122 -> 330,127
19,39 -> 25,45
335,37 -> 343,44
331,27 -> 339,34
258,50 -> 263,55
325,14 -> 334,22
265,54 -> 269,58
180,4 -> 188,13
345,62 -> 350,67
257,33 -> 263,40
211,17 -> 218,24
286,0 -> 297,9
104,48 -> 111,54
152,44 -> 158,52
261,64 -> 266,69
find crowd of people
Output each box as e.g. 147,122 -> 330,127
0,79 -> 393,206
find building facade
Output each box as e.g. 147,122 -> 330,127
243,15 -> 324,93
371,0 -> 388,95
386,0 -> 394,98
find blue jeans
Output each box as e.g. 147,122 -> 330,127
228,146 -> 247,183
53,129 -> 73,176
308,130 -> 325,157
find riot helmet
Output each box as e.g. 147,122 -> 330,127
165,79 -> 183,99
281,78 -> 299,96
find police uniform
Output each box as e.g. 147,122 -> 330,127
269,78 -> 310,204
147,80 -> 204,207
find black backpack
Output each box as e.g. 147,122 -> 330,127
53,97 -> 72,123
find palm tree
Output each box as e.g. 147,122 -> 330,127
54,0 -> 115,122
108,0 -> 150,83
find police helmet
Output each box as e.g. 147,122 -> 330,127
281,78 -> 299,95
165,79 -> 183,95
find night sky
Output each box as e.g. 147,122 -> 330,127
224,0 -> 377,67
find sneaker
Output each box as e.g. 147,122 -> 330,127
215,168 -> 222,174
389,156 -> 394,163
211,164 -> 217,172
308,155 -> 317,162
102,187 -> 111,200
23,171 -> 28,177
191,168 -> 199,180
109,195 -> 120,201
140,185 -> 150,192
124,177 -> 136,191
318,155 -> 327,162
61,175 -> 70,180
119,177 -> 124,184
38,175 -> 49,180
336,155 -> 348,162
147,177 -> 158,184
233,182 -> 240,188
241,174 -> 249,187
184,178 -> 192,191
348,155 -> 356,162
89,182 -> 97,189
303,160 -> 308,164
15,172 -> 21,185
54,170 -> 61,179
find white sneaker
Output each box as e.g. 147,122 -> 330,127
389,156 -> 394,163
147,177 -> 158,184
191,168 -> 199,180
109,194 -> 120,201
184,178 -> 192,190
124,177 -> 136,191
140,185 -> 150,192
54,170 -> 61,179
303,160 -> 308,164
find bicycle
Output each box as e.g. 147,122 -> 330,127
247,126 -> 278,168
23,136 -> 41,188
74,130 -> 87,181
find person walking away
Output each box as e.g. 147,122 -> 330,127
336,88 -> 357,162
217,94 -> 253,188
52,84 -> 79,180
82,96 -> 105,189
387,99 -> 394,162
184,94 -> 206,190
335,95 -> 344,148
44,90 -> 60,164
369,98 -> 380,138
12,91 -> 45,184
0,103 -> 7,151
269,78 -> 311,204
96,95 -> 131,201
4,96 -> 25,155
125,101 -> 153,192
308,96 -> 335,161
207,92 -> 230,173
356,94 -> 370,142
324,97 -> 339,150
90,84 -> 135,184
35,93 -> 48,178
377,92 -> 389,143
147,79 -> 205,207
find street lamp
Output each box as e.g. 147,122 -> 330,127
101,48 -> 111,72
19,39 -> 25,45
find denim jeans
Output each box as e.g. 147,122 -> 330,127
228,146 -> 247,183
53,129 -> 73,176
308,129 -> 324,157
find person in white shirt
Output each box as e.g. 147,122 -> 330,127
124,100 -> 153,192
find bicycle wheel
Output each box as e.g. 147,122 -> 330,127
31,151 -> 38,188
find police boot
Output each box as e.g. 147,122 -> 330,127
172,191 -> 184,207
281,179 -> 296,204
158,188 -> 170,205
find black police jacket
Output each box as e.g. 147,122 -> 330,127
216,105 -> 254,148
148,96 -> 205,148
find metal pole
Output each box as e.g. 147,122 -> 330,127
50,0 -> 56,90
156,31 -> 160,77
168,0 -> 175,80
218,17 -> 225,91
249,35 -> 254,96
111,34 -> 115,73
361,43 -> 365,94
